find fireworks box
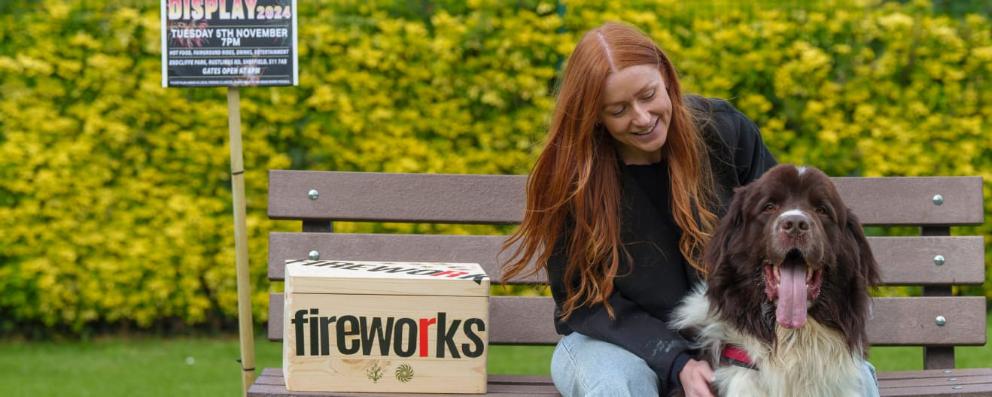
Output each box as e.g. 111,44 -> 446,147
283,259 -> 490,393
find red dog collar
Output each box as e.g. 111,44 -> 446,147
720,345 -> 758,370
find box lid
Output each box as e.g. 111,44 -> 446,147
285,259 -> 490,297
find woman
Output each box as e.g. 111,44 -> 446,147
501,22 -> 776,396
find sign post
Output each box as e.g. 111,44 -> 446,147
161,1 -> 298,395
226,86 -> 255,394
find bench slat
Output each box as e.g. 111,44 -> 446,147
878,368 -> 992,380
268,233 -> 985,286
251,368 -> 992,397
868,297 -> 987,346
268,171 -> 983,225
881,374 -> 992,388
250,369 -> 560,396
267,294 -> 986,346
268,170 -> 526,224
880,383 -> 992,397
831,176 -> 983,226
248,383 -> 561,397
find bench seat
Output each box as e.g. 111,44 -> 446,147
250,369 -> 560,396
249,368 -> 992,396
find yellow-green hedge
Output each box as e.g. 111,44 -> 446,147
0,0 -> 989,333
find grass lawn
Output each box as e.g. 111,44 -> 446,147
2,321 -> 990,396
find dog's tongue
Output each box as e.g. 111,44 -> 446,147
776,264 -> 808,329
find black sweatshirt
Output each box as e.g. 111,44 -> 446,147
546,96 -> 778,394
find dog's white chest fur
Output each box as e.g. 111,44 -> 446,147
672,288 -> 867,397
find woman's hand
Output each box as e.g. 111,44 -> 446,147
679,358 -> 715,397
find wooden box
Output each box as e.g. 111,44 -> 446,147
283,259 -> 490,393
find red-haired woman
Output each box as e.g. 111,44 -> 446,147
502,22 -> 781,396
504,22 -> 882,397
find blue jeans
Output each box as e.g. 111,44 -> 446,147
551,332 -> 659,396
550,332 -> 881,397
861,360 -> 881,397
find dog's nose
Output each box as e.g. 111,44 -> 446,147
778,212 -> 810,237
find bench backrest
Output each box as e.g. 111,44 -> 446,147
266,170 -> 986,369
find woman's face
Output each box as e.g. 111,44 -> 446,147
599,64 -> 673,165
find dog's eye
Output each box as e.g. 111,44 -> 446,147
815,206 -> 829,215
763,202 -> 777,212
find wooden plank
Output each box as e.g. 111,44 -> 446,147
878,368 -> 992,380
879,382 -> 992,397
924,346 -> 955,370
249,372 -> 560,397
268,170 -> 526,224
254,374 -> 286,386
268,171 -> 983,226
486,297 -> 558,345
253,368 -> 992,397
866,297 -> 986,346
254,368 -> 992,397
268,293 -> 283,341
249,382 -> 561,397
268,233 -> 985,286
831,176 -> 984,226
871,236 -> 985,286
879,374 -> 992,388
269,295 -> 987,346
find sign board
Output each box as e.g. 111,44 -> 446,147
161,0 -> 298,87
283,259 -> 489,393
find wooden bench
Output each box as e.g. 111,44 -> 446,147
249,170 -> 990,396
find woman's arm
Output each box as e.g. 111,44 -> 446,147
547,239 -> 693,393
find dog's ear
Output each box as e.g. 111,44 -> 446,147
704,184 -> 750,275
724,184 -> 750,228
844,209 -> 880,288
841,208 -> 880,355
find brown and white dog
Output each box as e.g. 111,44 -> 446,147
672,164 -> 880,397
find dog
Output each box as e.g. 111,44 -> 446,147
672,164 -> 880,397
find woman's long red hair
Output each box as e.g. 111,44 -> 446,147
501,22 -> 718,320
